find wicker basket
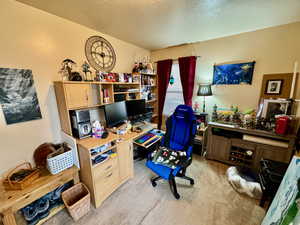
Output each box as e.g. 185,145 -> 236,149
2,162 -> 40,190
62,183 -> 90,221
47,146 -> 73,175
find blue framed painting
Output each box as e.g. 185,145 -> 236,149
213,61 -> 255,85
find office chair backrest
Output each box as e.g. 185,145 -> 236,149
164,105 -> 197,155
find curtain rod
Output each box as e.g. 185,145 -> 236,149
154,56 -> 201,63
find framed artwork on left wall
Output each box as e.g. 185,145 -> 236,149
0,68 -> 42,125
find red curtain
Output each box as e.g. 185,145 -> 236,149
157,59 -> 173,129
178,56 -> 197,106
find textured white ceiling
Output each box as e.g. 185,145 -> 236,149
17,0 -> 300,50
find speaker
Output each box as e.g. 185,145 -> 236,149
70,110 -> 92,139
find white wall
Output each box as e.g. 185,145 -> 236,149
0,0 -> 150,172
151,22 -> 300,114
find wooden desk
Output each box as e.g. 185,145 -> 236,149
0,166 -> 79,225
206,122 -> 296,171
77,125 -> 155,208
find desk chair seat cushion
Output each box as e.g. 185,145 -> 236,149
150,146 -> 188,169
146,160 -> 175,180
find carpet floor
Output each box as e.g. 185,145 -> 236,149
17,156 -> 266,225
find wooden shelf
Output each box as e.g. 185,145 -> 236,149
92,154 -> 118,169
152,113 -> 158,118
146,99 -> 157,103
91,145 -> 117,159
140,73 -> 156,76
114,91 -> 140,94
57,81 -> 140,85
142,84 -> 156,87
36,205 -> 65,225
229,154 -> 253,162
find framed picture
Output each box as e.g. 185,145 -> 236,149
213,61 -> 255,85
265,79 -> 283,95
261,99 -> 290,119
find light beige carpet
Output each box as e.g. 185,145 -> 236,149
17,156 -> 266,225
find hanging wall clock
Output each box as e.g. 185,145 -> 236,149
85,36 -> 116,72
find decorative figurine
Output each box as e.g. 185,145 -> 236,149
194,101 -> 200,112
212,104 -> 218,122
59,59 -> 82,81
82,61 -> 93,81
132,62 -> 139,73
147,63 -> 154,74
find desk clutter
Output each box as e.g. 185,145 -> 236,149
90,139 -> 117,166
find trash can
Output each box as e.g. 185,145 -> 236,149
62,183 -> 90,221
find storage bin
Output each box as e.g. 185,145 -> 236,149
47,146 -> 73,175
62,183 -> 90,221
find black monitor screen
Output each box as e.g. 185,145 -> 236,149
104,101 -> 128,128
126,99 -> 146,117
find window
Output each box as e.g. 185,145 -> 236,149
163,63 -> 184,117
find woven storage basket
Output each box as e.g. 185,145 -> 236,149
62,183 -> 90,221
2,162 -> 40,190
47,147 -> 73,175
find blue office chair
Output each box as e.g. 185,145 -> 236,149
146,104 -> 197,199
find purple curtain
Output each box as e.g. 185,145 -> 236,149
157,59 -> 173,129
178,56 -> 197,106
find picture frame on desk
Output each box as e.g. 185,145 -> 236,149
261,99 -> 290,119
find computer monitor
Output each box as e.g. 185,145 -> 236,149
126,99 -> 146,118
104,101 -> 128,128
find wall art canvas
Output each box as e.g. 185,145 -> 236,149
262,156 -> 300,225
0,68 -> 42,125
213,61 -> 255,85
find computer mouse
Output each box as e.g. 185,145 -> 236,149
101,131 -> 109,139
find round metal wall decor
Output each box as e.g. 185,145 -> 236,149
85,36 -> 116,72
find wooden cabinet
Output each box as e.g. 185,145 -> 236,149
206,124 -> 295,171
118,140 -> 134,182
257,145 -> 291,163
77,133 -> 135,208
65,83 -> 90,109
93,157 -> 119,207
208,135 -> 230,162
53,81 -> 145,136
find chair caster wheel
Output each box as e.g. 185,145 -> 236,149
174,193 -> 180,199
151,181 -> 157,187
190,180 -> 194,185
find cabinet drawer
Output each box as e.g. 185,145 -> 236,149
93,157 -> 118,178
257,145 -> 291,163
231,139 -> 256,150
94,166 -> 119,203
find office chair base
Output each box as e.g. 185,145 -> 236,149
151,176 -> 162,187
169,177 -> 180,199
150,174 -> 194,200
180,175 -> 194,185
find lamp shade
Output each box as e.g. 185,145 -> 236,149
197,84 -> 212,96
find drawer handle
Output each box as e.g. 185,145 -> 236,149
106,173 -> 113,178
105,165 -> 112,170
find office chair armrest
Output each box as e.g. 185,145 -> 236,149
160,136 -> 165,146
172,156 -> 192,177
180,156 -> 192,168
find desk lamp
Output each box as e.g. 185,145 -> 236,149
197,84 -> 212,113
